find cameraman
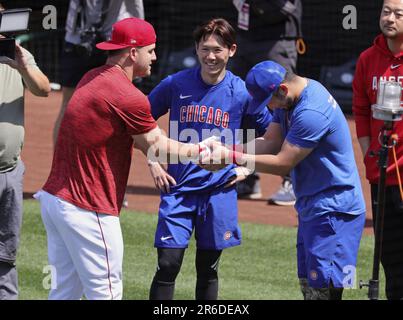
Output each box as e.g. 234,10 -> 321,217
0,3 -> 50,299
53,0 -> 145,145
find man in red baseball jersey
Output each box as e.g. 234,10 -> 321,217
353,0 -> 403,299
35,17 -> 201,300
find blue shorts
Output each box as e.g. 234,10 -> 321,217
154,187 -> 241,250
297,212 -> 365,288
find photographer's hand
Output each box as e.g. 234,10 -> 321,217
0,42 -> 26,70
0,39 -> 50,97
14,43 -> 30,70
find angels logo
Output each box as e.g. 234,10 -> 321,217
372,76 -> 403,91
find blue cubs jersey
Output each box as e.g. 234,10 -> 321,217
149,67 -> 271,194
272,79 -> 366,221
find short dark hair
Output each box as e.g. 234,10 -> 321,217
283,70 -> 297,83
193,18 -> 236,48
272,71 -> 297,98
107,47 -> 129,57
0,3 -> 4,11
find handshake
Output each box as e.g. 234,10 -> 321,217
197,136 -> 248,171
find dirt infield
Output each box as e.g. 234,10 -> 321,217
22,90 -> 374,234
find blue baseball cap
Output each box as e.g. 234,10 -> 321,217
245,61 -> 286,114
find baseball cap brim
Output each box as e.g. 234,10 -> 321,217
96,41 -> 132,51
247,95 -> 273,115
245,60 -> 286,112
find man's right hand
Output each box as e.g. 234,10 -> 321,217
148,160 -> 176,193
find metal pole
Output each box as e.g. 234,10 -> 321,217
368,122 -> 393,300
359,122 -> 394,299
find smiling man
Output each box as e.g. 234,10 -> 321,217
353,0 -> 403,300
147,18 -> 271,300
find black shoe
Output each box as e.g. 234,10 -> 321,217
236,174 -> 262,199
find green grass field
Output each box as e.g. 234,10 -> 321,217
17,200 -> 385,300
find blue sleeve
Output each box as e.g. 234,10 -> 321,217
148,75 -> 173,120
286,110 -> 330,148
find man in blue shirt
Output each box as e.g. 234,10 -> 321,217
147,18 -> 270,300
203,60 -> 366,300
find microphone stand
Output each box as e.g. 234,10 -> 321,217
360,121 -> 394,300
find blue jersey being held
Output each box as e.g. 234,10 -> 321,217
272,79 -> 365,221
149,67 -> 270,194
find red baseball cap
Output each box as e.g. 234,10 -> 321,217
96,17 -> 156,51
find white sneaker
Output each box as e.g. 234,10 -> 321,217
267,178 -> 296,206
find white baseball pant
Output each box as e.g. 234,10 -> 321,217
34,190 -> 123,300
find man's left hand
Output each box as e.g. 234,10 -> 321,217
224,166 -> 253,188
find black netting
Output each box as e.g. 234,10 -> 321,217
0,0 -> 384,101
298,0 -> 382,78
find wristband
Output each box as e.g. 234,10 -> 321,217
230,144 -> 244,166
147,159 -> 158,166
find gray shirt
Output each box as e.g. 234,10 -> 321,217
65,0 -> 145,45
0,48 -> 37,172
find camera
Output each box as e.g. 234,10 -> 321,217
0,8 -> 31,60
79,26 -> 105,56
